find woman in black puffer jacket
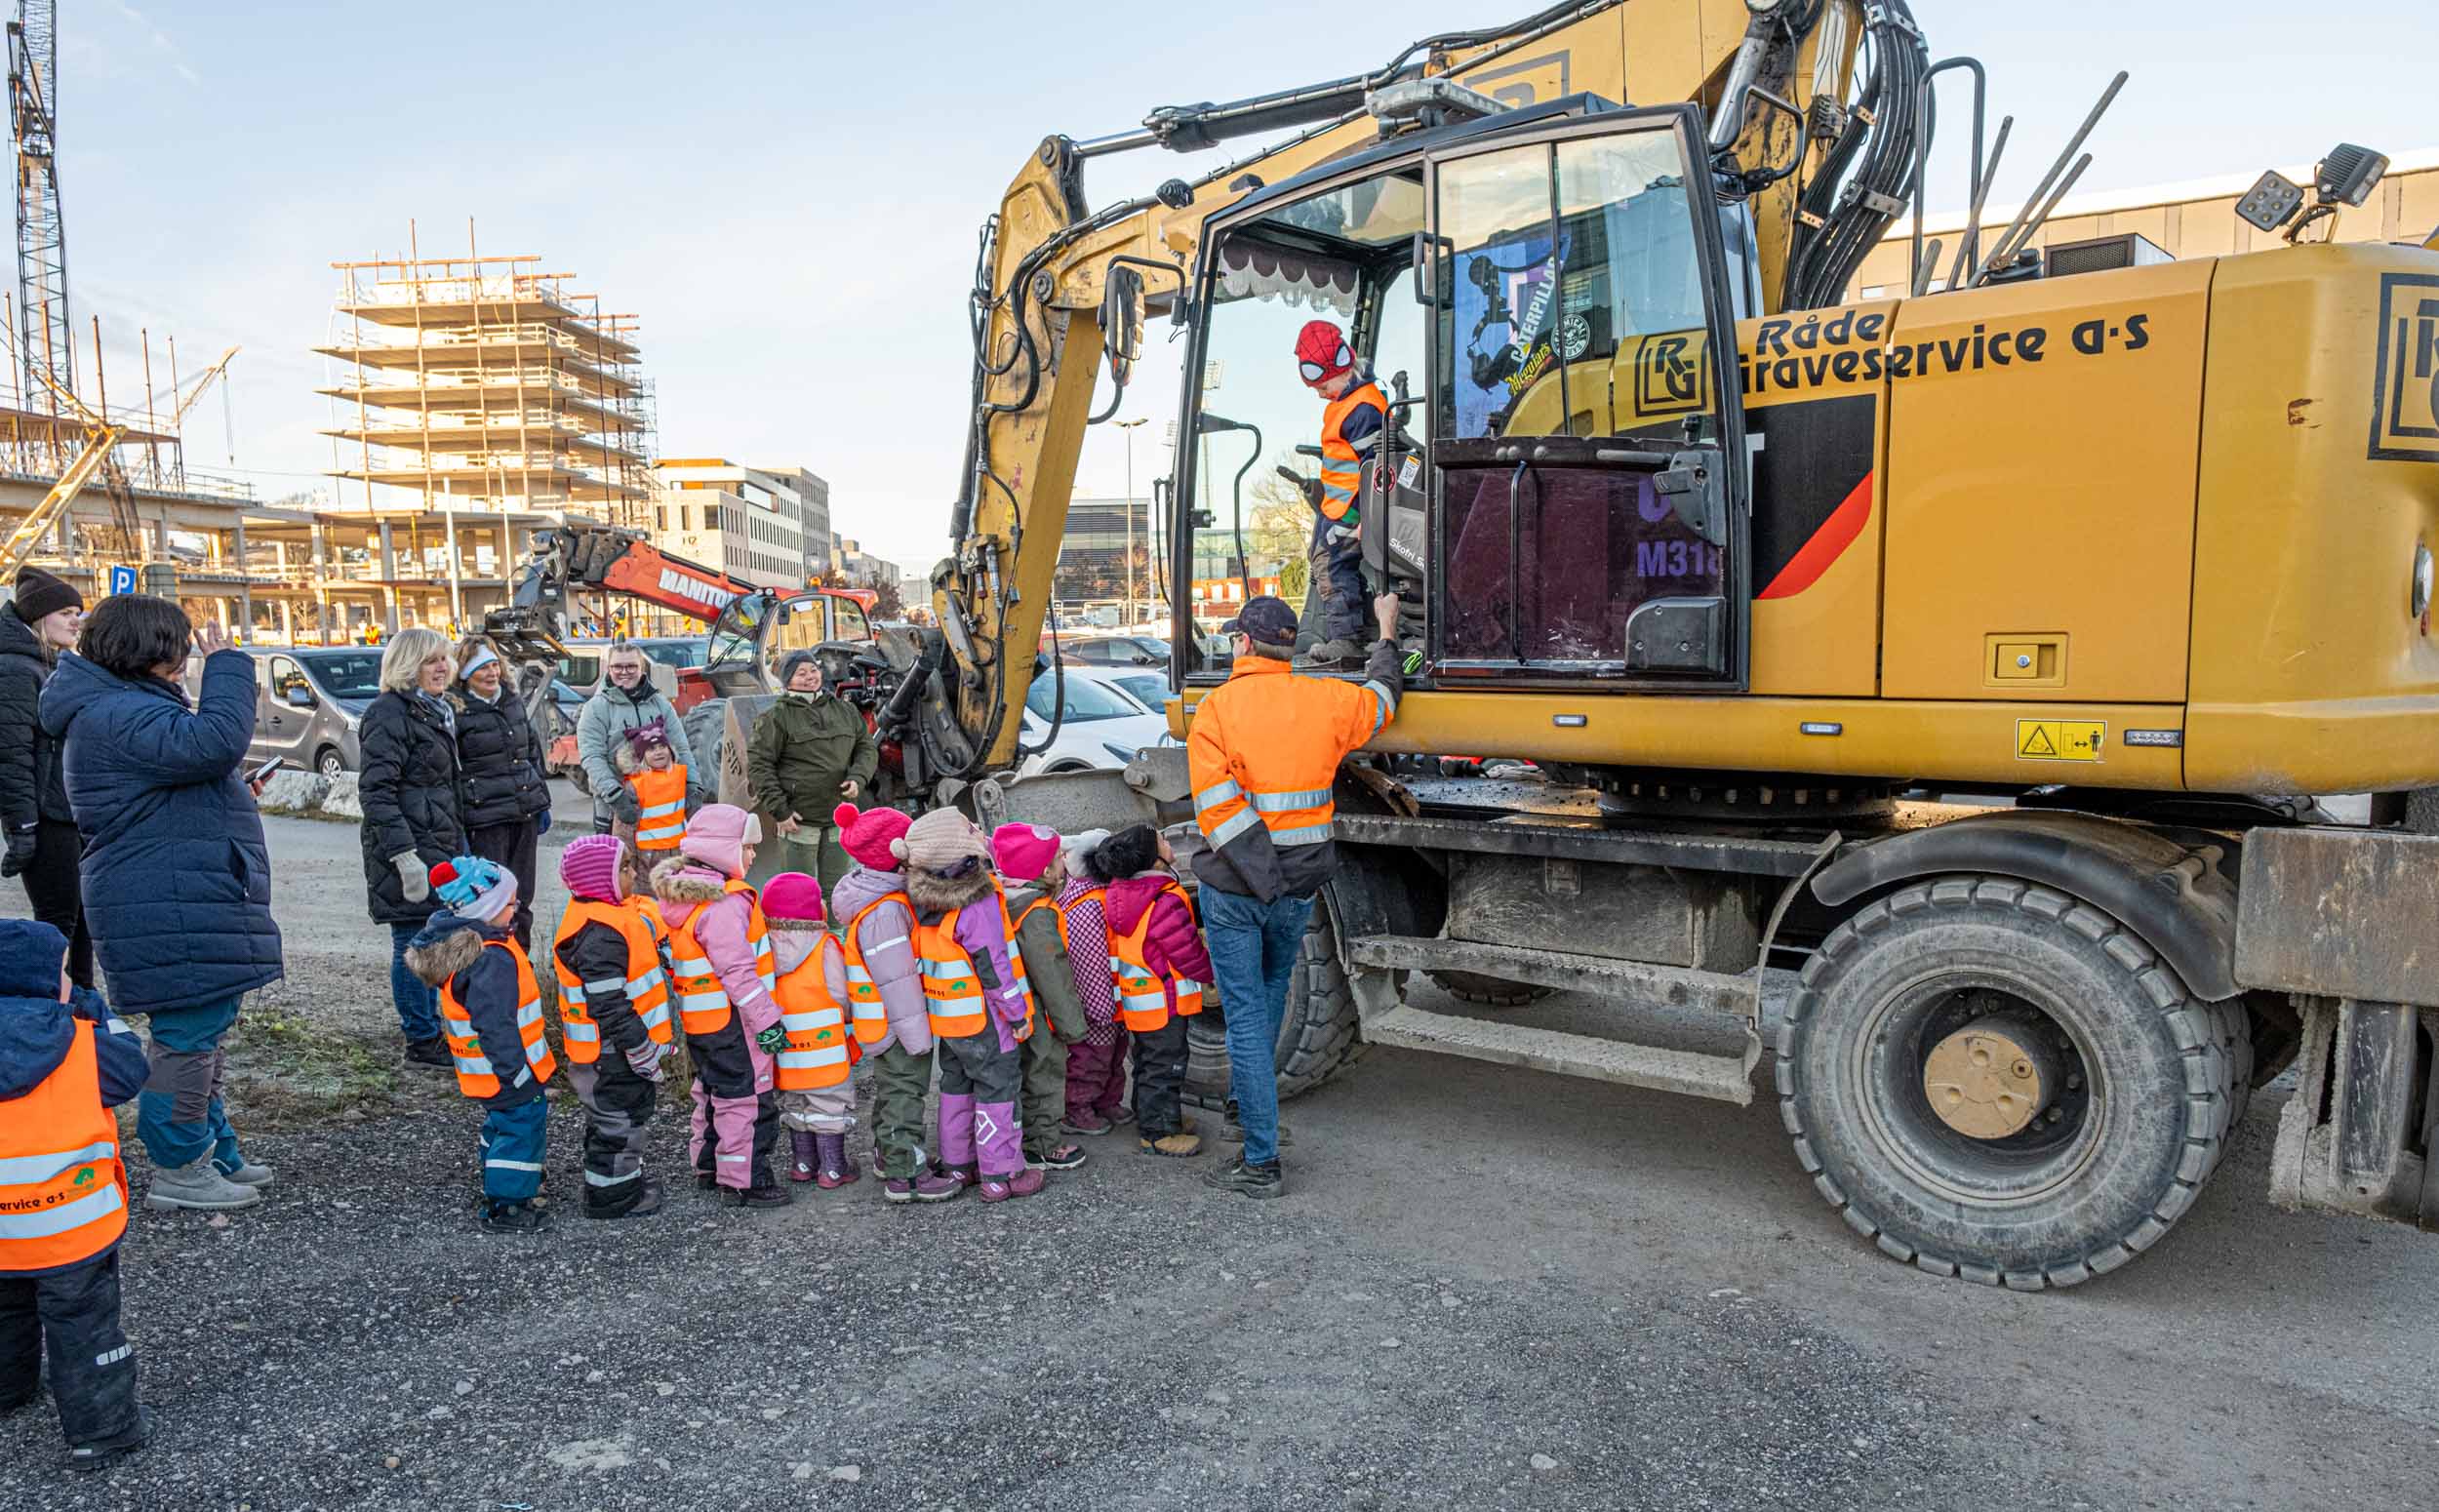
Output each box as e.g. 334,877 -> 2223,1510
358,627 -> 463,1069
448,635 -> 550,949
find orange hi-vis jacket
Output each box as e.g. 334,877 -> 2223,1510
439,937 -> 557,1099
1317,378 -> 1387,523
550,898 -> 674,1062
1189,656 -> 1394,887
1108,880 -> 1205,1033
772,934 -> 860,1091
0,1020 -> 127,1272
666,880 -> 775,1037
914,892 -> 1034,1041
627,766 -> 689,850
842,893 -> 911,1046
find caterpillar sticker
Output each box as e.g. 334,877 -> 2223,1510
2016,719 -> 2105,762
2370,271 -> 2439,462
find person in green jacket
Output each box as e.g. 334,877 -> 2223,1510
744,651 -> 876,896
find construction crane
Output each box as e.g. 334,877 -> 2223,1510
7,0 -> 69,415
0,343 -> 236,577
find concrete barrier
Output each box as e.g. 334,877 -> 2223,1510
320,772 -> 363,820
257,769 -> 334,816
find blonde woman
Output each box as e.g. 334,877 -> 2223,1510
356,627 -> 463,1069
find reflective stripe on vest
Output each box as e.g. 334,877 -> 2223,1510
1107,881 -> 1204,1033
628,765 -> 689,849
772,933 -> 860,1091
0,1021 -> 127,1269
550,898 -> 675,1063
438,937 -> 556,1099
1317,379 -> 1385,523
664,880 -> 770,1037
841,893 -> 912,1046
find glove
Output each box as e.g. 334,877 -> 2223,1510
0,825 -> 33,878
535,807 -> 552,833
623,1040 -> 667,1084
754,1024 -> 788,1055
392,852 -> 429,903
612,787 -> 642,824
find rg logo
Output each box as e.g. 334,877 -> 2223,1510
2370,272 -> 2439,462
1634,332 -> 1705,418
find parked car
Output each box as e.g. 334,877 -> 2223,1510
1106,668 -> 1171,716
1014,664 -> 1173,776
203,647 -> 382,781
1059,634 -> 1171,668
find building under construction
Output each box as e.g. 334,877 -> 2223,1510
319,242 -> 654,527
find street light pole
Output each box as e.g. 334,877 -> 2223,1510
1114,418 -> 1146,626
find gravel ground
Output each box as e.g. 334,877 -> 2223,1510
4,811 -> 2436,1510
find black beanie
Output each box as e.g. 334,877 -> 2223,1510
11,566 -> 81,623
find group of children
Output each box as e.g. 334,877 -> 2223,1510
394,778 -> 1220,1229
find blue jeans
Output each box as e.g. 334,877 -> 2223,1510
137,998 -> 245,1172
1201,885 -> 1316,1169
480,1098 -> 549,1201
390,923 -> 439,1041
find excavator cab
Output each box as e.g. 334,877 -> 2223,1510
1174,98 -> 1752,690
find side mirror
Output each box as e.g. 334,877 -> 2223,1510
285,685 -> 316,709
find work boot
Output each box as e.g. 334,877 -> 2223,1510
979,1167 -> 1046,1203
724,1182 -> 793,1210
585,1175 -> 665,1220
1061,1108 -> 1113,1136
480,1198 -> 552,1233
403,1035 -> 453,1072
1140,1131 -> 1202,1159
67,1405 -> 151,1474
144,1158 -> 261,1213
788,1130 -> 819,1184
1203,1156 -> 1285,1199
215,1154 -> 276,1188
815,1133 -> 860,1189
1220,1100 -> 1292,1148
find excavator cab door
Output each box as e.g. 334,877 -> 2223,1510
1420,102 -> 1750,688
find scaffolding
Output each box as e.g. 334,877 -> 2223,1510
319,221 -> 656,528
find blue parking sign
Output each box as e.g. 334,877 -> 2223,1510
107,565 -> 137,596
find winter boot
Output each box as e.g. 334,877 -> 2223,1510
937,1163 -> 979,1189
980,1167 -> 1046,1203
888,1168 -> 966,1203
67,1405 -> 151,1474
815,1133 -> 860,1189
724,1181 -> 793,1210
1204,1156 -> 1285,1199
1026,1141 -> 1088,1171
481,1198 -> 552,1233
789,1130 -> 820,1183
1140,1131 -> 1202,1158
403,1035 -> 453,1072
585,1175 -> 666,1220
694,1172 -> 718,1191
144,1158 -> 261,1213
1061,1108 -> 1113,1136
215,1154 -> 276,1188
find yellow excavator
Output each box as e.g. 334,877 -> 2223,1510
890,0 -> 2439,1288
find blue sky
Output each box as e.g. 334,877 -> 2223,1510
54,1 -> 2439,571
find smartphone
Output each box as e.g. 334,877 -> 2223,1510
246,756 -> 288,785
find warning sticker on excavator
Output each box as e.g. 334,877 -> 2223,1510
2016,720 -> 2104,762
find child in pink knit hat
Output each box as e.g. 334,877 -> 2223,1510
761,872 -> 860,1187
993,823 -> 1090,1174
548,834 -> 670,1219
829,803 -> 959,1203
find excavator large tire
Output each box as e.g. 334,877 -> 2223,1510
681,698 -> 738,805
1777,876 -> 2242,1290
1426,972 -> 1553,1008
1183,888 -> 1368,1108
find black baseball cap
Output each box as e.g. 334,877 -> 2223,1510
1219,595 -> 1298,648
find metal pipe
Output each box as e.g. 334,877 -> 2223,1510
1979,152 -> 2093,283
1910,239 -> 1944,298
1707,23 -> 1774,153
1975,69 -> 2126,283
1908,58 -> 1984,302
1946,114 -> 2013,291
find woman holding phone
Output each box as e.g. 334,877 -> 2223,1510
36,595 -> 284,1213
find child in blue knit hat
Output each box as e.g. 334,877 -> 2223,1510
404,855 -> 557,1233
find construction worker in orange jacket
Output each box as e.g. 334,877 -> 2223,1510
1190,590 -> 1401,1199
1293,319 -> 1387,663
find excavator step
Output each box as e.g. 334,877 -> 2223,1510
1345,935 -> 1757,1105
1343,934 -> 1750,1017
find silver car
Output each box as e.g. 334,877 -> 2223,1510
248,648 -> 380,780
